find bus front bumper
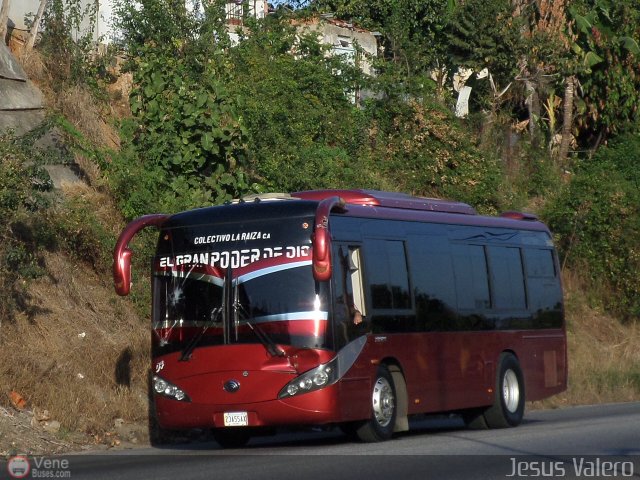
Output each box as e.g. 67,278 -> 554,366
155,384 -> 341,430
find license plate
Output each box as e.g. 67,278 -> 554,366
223,412 -> 248,427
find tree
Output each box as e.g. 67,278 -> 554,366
313,0 -> 455,97
567,0 -> 640,150
527,0 -> 640,161
224,15 -> 372,192
110,0 -> 251,213
557,75 -> 575,164
517,0 -> 577,161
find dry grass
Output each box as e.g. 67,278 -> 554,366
0,49 -> 151,437
60,181 -> 124,238
19,48 -> 120,155
0,253 -> 151,434
56,85 -> 120,151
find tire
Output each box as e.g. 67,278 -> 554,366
212,428 -> 251,448
356,365 -> 397,442
484,353 -> 525,428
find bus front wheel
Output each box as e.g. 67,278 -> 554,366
356,365 -> 397,442
484,353 -> 525,428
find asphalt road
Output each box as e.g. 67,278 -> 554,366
3,402 -> 639,480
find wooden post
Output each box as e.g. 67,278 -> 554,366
25,0 -> 48,51
0,0 -> 10,44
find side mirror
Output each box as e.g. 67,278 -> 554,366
311,197 -> 345,282
113,214 -> 169,296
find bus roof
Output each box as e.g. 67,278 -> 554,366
159,189 -> 545,233
292,189 -> 478,215
291,189 -> 547,233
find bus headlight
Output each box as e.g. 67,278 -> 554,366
278,335 -> 367,399
153,375 -> 191,402
278,362 -> 337,398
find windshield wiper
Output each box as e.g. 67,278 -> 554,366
180,267 -> 286,359
232,278 -> 286,357
179,306 -> 222,361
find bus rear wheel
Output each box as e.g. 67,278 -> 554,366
484,353 -> 525,428
212,428 -> 251,448
356,365 -> 397,442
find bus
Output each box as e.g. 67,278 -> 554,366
113,189 -> 566,447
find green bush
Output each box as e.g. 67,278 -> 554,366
0,135 -> 52,324
226,17 -> 369,193
544,133 -> 640,319
49,197 -> 115,273
360,98 -> 503,213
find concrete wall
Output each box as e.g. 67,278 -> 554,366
0,41 -> 45,135
296,19 -> 378,77
8,0 -> 116,44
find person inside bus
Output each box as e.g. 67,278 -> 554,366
350,301 -> 363,325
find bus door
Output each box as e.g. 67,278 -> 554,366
331,244 -> 368,350
332,243 -> 371,420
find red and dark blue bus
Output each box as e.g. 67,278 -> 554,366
113,190 -> 566,447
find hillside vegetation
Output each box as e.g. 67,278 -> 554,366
1,0 -> 639,451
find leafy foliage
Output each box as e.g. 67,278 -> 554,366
360,97 -> 503,212
0,135 -> 52,325
108,0 -> 253,216
447,0 -> 523,84
225,16 -> 374,191
221,13 -> 503,209
314,0 -> 454,97
568,0 -> 640,145
128,48 -> 250,206
544,133 -> 640,319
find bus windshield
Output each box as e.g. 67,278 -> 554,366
152,262 -> 331,355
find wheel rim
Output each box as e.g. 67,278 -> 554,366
372,376 -> 395,427
502,369 -> 520,413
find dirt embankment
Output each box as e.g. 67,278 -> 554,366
0,251 -> 151,455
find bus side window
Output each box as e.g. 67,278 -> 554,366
523,248 -> 562,327
333,245 -> 368,348
486,246 -> 527,310
451,244 -> 491,310
366,239 -> 411,310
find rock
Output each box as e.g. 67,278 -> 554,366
43,420 -> 61,434
34,407 -> 51,422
